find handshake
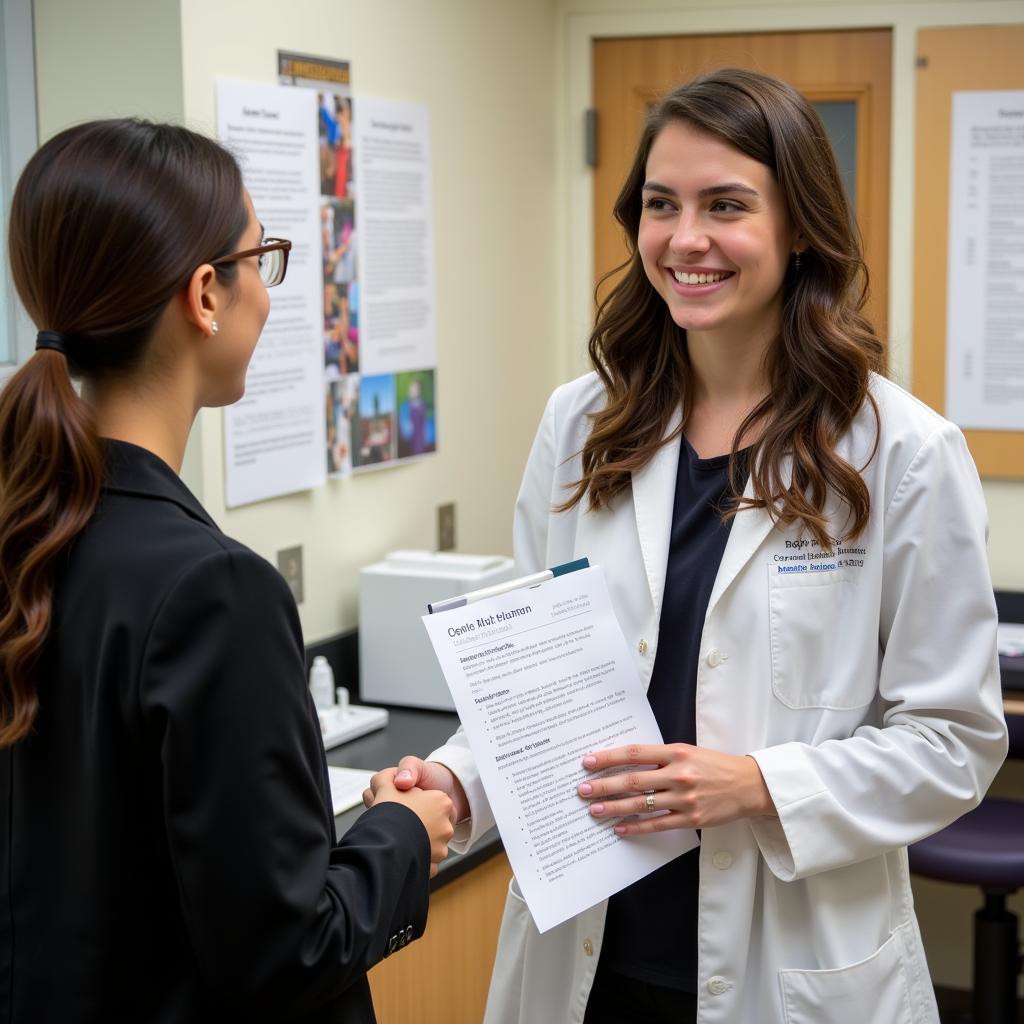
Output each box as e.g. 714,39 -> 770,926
363,757 -> 471,877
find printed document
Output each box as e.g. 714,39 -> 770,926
422,565 -> 698,933
945,90 -> 1024,430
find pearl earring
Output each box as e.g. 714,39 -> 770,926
211,320 -> 219,335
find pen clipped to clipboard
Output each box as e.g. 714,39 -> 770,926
427,557 -> 591,614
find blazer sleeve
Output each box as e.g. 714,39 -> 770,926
748,421 -> 1008,881
139,546 -> 430,1012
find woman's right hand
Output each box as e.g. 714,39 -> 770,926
370,773 -> 455,877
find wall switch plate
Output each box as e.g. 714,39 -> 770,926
277,545 -> 304,604
437,502 -> 456,552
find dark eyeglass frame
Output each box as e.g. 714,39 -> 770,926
211,237 -> 292,287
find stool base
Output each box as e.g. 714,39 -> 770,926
973,892 -> 1021,1024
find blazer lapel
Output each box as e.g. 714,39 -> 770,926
103,440 -> 218,530
630,406 -> 683,625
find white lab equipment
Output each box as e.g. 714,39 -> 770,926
309,655 -> 335,708
359,550 -> 516,710
317,701 -> 388,750
309,656 -> 388,749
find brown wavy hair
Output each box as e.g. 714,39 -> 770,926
563,68 -> 884,545
0,119 -> 248,746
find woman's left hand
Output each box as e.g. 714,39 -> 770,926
577,743 -> 777,836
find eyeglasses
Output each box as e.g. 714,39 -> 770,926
211,237 -> 292,287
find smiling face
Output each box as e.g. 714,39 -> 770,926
637,120 -> 799,350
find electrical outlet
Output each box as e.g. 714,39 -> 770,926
277,545 -> 304,604
437,503 -> 456,552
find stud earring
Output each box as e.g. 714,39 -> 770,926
211,320 -> 219,335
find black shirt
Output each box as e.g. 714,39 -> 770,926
598,437 -> 743,991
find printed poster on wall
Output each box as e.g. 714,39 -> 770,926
353,97 -> 438,470
945,90 -> 1024,431
215,78 -> 327,506
279,53 -> 439,478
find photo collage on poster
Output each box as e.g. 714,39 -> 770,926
318,85 -> 362,476
306,59 -> 436,477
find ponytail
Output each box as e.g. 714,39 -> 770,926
0,349 -> 102,744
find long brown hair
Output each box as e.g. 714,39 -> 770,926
0,119 -> 249,746
564,68 -> 884,546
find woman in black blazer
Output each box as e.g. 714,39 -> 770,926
0,119 -> 453,1023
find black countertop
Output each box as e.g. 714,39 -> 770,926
996,592 -> 1024,692
1001,655 -> 1024,693
325,706 -> 502,890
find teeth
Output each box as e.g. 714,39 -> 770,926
673,270 -> 727,285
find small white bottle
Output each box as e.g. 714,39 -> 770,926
335,686 -> 350,717
309,655 -> 335,709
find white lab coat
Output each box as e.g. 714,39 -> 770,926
429,371 -> 1007,1024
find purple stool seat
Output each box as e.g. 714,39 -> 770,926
909,799 -> 1024,890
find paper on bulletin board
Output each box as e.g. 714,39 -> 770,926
216,78 -> 327,506
350,96 -> 438,470
354,97 -> 437,377
945,90 -> 1024,432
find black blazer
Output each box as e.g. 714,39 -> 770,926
0,441 -> 430,1023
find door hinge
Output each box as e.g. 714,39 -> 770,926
585,108 -> 598,168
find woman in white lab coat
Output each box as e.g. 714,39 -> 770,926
378,69 -> 1007,1023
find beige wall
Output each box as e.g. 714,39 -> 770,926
34,0 -> 560,641
34,0 -> 184,128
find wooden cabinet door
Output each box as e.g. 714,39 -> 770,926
368,853 -> 512,1023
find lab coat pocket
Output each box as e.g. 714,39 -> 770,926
769,566 -> 871,709
508,876 -> 528,905
779,930 -> 913,1024
501,876 -> 533,938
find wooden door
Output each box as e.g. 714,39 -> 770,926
593,30 -> 891,342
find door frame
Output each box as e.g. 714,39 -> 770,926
555,0 -> 1024,386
